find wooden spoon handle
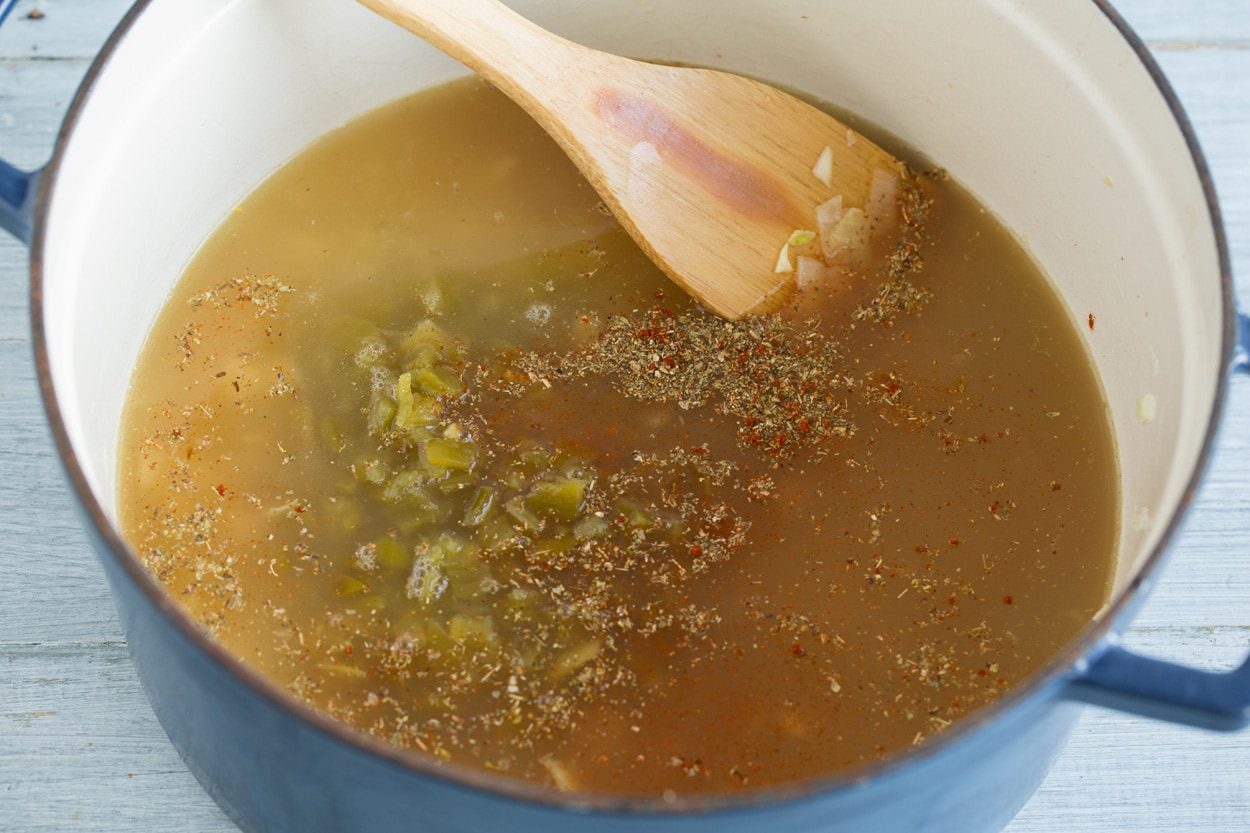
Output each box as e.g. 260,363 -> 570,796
356,0 -> 603,118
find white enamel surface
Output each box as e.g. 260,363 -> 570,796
41,0 -> 1223,600
42,0 -> 464,514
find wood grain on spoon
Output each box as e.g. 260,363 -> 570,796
356,0 -> 903,319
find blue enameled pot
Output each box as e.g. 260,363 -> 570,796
2,1 -> 1247,831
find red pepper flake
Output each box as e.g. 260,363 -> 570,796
914,545 -> 928,553
1003,595 -> 1014,605
949,537 -> 960,546
1050,481 -> 1062,491
1088,313 -> 1096,331
635,327 -> 669,344
689,544 -> 703,558
789,643 -> 806,657
215,484 -> 227,497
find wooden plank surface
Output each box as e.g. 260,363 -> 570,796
0,1 -> 1247,831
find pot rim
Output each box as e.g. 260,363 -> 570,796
28,0 -> 1238,816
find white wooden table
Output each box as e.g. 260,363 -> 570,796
1,1 -> 1247,830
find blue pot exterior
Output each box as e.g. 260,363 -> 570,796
19,1 -> 1245,831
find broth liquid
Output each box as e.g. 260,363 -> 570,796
118,77 -> 1117,795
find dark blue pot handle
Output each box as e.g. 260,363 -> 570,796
0,0 -> 39,245
1068,643 -> 1250,731
1065,310 -> 1250,732
0,158 -> 40,245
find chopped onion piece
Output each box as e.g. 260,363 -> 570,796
774,243 -> 793,273
811,146 -> 834,187
816,195 -> 845,259
831,207 -> 868,252
846,128 -> 857,147
866,167 -> 900,226
788,229 -> 816,247
540,756 -> 579,792
796,256 -> 835,290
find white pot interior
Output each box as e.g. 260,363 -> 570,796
41,0 -> 1223,610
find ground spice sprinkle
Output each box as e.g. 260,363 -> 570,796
507,308 -> 856,459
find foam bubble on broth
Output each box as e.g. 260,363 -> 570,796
117,76 -> 1118,795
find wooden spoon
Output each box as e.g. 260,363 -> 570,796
356,0 -> 903,319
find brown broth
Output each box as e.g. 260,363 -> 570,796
117,77 -> 1117,795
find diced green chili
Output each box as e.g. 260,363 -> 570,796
382,468 -> 430,502
420,438 -> 478,472
440,535 -> 489,600
448,614 -> 498,646
401,344 -> 441,374
367,393 -> 397,437
525,477 -> 587,521
573,514 -> 610,540
477,513 -> 520,548
356,458 -> 388,486
551,639 -> 601,680
534,528 -> 576,558
557,455 -> 596,480
615,497 -> 653,529
504,496 -> 543,531
400,319 -> 458,359
462,486 -> 496,527
436,471 -> 477,494
374,536 -> 411,571
512,439 -> 553,470
413,365 -> 466,398
393,372 -> 441,430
